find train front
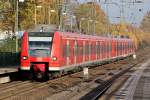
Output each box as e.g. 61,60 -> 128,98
20,32 -> 54,79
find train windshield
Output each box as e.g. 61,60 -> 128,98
28,32 -> 53,57
29,41 -> 52,57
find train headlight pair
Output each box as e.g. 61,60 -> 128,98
52,56 -> 57,61
22,56 -> 28,60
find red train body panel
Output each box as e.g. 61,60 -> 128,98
20,31 -> 135,78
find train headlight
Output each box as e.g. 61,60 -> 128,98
52,56 -> 57,61
22,56 -> 28,60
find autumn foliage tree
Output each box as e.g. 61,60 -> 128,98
140,11 -> 150,46
74,2 -> 109,35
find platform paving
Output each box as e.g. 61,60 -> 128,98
0,66 -> 18,74
115,59 -> 150,100
133,66 -> 150,100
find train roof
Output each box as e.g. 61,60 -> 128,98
25,30 -> 133,42
56,31 -> 133,41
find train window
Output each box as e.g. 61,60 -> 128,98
74,41 -> 78,56
107,42 -> 109,52
89,43 -> 91,55
28,32 -> 54,37
99,42 -> 101,55
85,43 -> 88,55
29,41 -> 52,57
101,43 -> 103,55
105,43 -> 106,53
83,42 -> 85,55
97,42 -> 99,54
66,41 -> 70,57
63,45 -> 67,57
109,42 -> 112,52
91,43 -> 95,54
93,44 -> 95,54
98,42 -> 99,54
80,44 -> 83,55
63,40 -> 70,57
103,43 -> 105,53
108,42 -> 110,52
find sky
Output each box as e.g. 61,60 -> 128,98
77,0 -> 150,26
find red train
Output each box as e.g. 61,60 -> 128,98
20,30 -> 135,80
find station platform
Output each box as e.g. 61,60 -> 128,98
115,59 -> 150,100
0,66 -> 18,74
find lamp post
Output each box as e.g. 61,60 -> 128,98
15,0 -> 24,52
59,12 -> 67,31
93,20 -> 98,35
71,15 -> 76,32
35,5 -> 42,24
79,17 -> 85,33
48,9 -> 56,24
88,19 -> 93,34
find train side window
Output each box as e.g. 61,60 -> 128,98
107,42 -> 109,52
101,42 -> 103,54
91,43 -> 93,54
85,43 -> 88,55
97,42 -> 99,54
108,42 -> 109,52
89,43 -> 91,55
63,45 -> 67,57
74,41 -> 77,56
99,42 -> 101,54
80,44 -> 83,55
83,41 -> 85,55
92,43 -> 95,54
103,43 -> 105,53
100,42 -> 101,54
109,42 -> 111,52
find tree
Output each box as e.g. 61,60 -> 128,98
0,0 -> 15,33
140,11 -> 150,46
74,2 -> 109,35
140,11 -> 150,32
19,1 -> 34,30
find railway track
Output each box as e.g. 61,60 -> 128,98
79,60 -> 143,100
0,60 -> 129,100
79,49 -> 149,100
0,48 -> 149,100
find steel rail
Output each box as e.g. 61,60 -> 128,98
79,58 -> 144,100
